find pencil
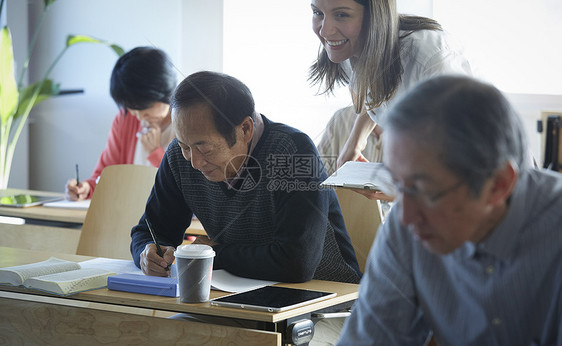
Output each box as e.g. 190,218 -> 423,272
75,164 -> 80,186
145,218 -> 170,271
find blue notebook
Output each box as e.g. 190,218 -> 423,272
107,273 -> 178,297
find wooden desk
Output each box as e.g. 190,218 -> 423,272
0,247 -> 359,345
0,188 -> 206,235
0,189 -> 84,253
0,189 -> 206,254
0,188 -> 85,225
187,218 -> 206,236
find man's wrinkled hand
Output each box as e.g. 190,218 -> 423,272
351,189 -> 395,201
140,243 -> 175,277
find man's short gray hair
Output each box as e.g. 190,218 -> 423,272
384,75 -> 529,196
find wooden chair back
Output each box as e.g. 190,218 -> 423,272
76,164 -> 157,260
335,188 -> 383,273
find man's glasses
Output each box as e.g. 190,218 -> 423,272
387,179 -> 464,208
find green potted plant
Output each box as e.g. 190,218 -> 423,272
0,0 -> 123,189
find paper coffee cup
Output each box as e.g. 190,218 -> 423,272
174,244 -> 215,303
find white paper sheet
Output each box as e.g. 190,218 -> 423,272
211,269 -> 278,293
43,199 -> 91,210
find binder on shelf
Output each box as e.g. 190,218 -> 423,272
543,115 -> 561,171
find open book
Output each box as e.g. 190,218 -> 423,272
320,161 -> 394,193
0,257 -> 115,295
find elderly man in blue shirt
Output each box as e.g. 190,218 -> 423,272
338,75 -> 562,345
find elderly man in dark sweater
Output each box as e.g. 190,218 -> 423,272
130,71 -> 361,284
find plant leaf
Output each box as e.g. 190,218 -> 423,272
65,35 -> 124,56
0,26 -> 19,125
66,34 -> 102,46
15,80 -> 60,119
44,0 -> 57,8
110,44 -> 125,57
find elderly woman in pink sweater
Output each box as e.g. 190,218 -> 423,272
65,47 -> 177,200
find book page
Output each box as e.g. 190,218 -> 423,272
0,257 -> 80,286
80,258 -> 178,278
78,258 -> 143,275
211,269 -> 278,293
23,268 -> 115,295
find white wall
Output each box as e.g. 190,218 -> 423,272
223,0 -> 351,144
434,0 -> 562,95
398,0 -> 433,17
180,0 -> 223,75
27,0 -> 222,192
433,0 -> 562,165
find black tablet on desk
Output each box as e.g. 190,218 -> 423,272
210,286 -> 336,312
0,194 -> 63,208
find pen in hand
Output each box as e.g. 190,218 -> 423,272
75,163 -> 80,187
146,218 -> 170,271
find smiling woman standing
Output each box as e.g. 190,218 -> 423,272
65,47 -> 177,200
310,0 -> 472,175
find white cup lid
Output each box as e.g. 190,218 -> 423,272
175,244 -> 215,259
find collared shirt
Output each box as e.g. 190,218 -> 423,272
338,168 -> 562,346
344,29 -> 472,126
225,112 -> 265,190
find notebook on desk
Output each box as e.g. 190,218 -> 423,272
107,273 -> 179,297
